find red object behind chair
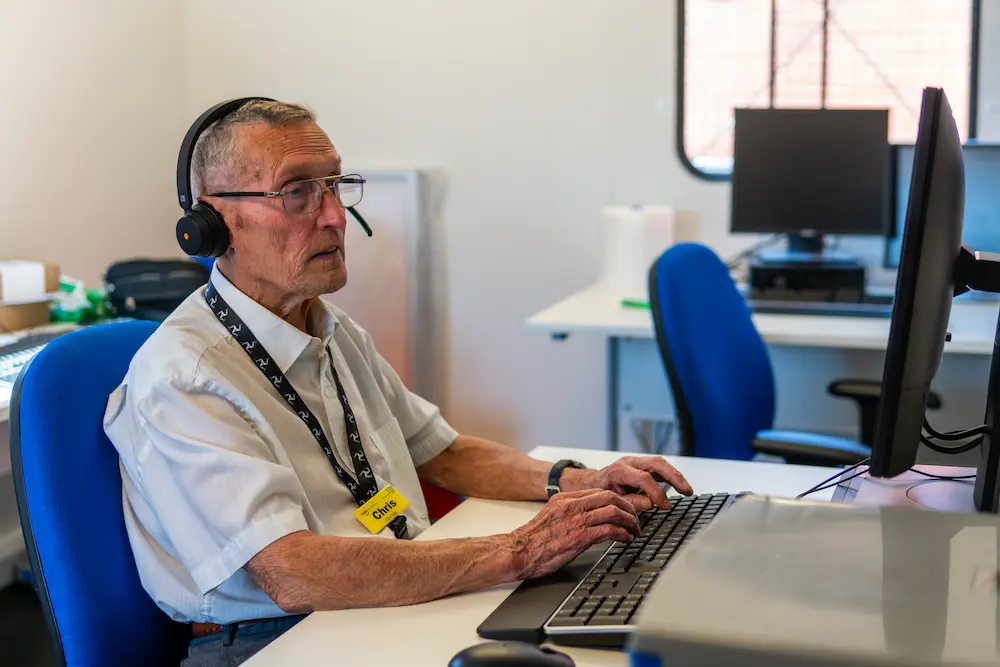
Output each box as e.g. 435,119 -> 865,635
421,481 -> 461,521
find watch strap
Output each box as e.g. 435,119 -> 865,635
546,459 -> 586,498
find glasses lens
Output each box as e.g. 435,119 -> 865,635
283,180 -> 323,215
335,175 -> 364,208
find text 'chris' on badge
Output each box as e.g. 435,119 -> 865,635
354,484 -> 410,534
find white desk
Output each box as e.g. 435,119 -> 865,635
526,283 -> 1000,451
246,446 -> 840,667
526,283 -> 1000,353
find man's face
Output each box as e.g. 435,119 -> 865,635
209,122 -> 349,299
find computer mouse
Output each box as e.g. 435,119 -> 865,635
448,641 -> 576,667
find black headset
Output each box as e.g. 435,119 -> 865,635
175,96 -> 372,258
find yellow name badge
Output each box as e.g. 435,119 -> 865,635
354,484 -> 410,534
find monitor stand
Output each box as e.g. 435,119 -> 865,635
837,466 -> 979,514
842,246 -> 1000,513
755,232 -> 859,265
955,246 -> 1000,512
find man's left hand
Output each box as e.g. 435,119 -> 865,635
560,456 -> 694,512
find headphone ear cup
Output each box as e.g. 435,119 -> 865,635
176,202 -> 229,258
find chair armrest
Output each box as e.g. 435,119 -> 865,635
752,430 -> 870,467
828,379 -> 942,409
828,378 -> 881,400
827,378 -> 942,447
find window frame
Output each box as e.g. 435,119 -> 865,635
675,0 -> 983,182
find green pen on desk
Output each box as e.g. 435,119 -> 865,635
621,299 -> 650,310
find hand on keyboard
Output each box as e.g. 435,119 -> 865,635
559,455 -> 694,512
509,489 -> 641,579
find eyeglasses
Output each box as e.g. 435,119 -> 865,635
207,174 -> 365,215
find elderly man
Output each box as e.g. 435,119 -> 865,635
104,99 -> 692,666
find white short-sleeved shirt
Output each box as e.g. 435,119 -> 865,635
103,265 -> 458,624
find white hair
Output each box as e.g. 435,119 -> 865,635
190,100 -> 316,198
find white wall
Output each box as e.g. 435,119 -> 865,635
176,0 -> 1000,451
0,0 -> 185,286
180,0 -> 644,449
0,0 -> 990,452
0,0 -> 188,586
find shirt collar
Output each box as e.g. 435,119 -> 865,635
209,264 -> 338,374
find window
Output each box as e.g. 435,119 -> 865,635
678,0 -> 980,179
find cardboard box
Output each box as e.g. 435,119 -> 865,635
0,260 -> 60,334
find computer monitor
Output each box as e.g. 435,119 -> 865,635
885,142 -> 1000,268
869,87 -> 1000,513
870,88 -> 964,480
731,108 -> 890,255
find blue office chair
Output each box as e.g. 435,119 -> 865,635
648,243 -> 889,466
11,320 -> 190,667
192,256 -> 216,273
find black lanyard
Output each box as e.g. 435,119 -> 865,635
205,280 -> 407,539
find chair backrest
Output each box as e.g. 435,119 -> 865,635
11,320 -> 189,667
648,243 -> 776,460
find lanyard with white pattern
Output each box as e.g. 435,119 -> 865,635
205,280 -> 407,539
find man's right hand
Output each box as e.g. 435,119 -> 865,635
507,489 -> 640,579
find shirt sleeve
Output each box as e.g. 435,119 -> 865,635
126,377 -> 310,595
364,338 -> 458,467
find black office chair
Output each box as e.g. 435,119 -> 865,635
648,243 -> 940,466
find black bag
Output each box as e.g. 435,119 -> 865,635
104,259 -> 210,322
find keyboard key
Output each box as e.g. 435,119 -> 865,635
628,565 -> 659,574
610,553 -> 638,573
597,604 -> 618,617
588,615 -> 627,626
549,616 -> 583,627
594,573 -> 642,596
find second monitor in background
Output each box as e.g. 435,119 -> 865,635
885,141 -> 1000,269
732,108 -> 891,259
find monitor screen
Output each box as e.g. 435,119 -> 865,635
731,108 -> 890,236
885,142 -> 1000,268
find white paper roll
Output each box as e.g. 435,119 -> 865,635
599,205 -> 675,302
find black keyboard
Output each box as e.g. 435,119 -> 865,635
748,293 -> 894,318
478,492 -> 739,648
0,331 -> 68,384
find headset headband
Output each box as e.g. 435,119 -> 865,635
176,97 -> 275,210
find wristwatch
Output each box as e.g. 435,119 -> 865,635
545,459 -> 587,498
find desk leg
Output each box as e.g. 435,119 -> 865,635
608,336 -> 619,451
